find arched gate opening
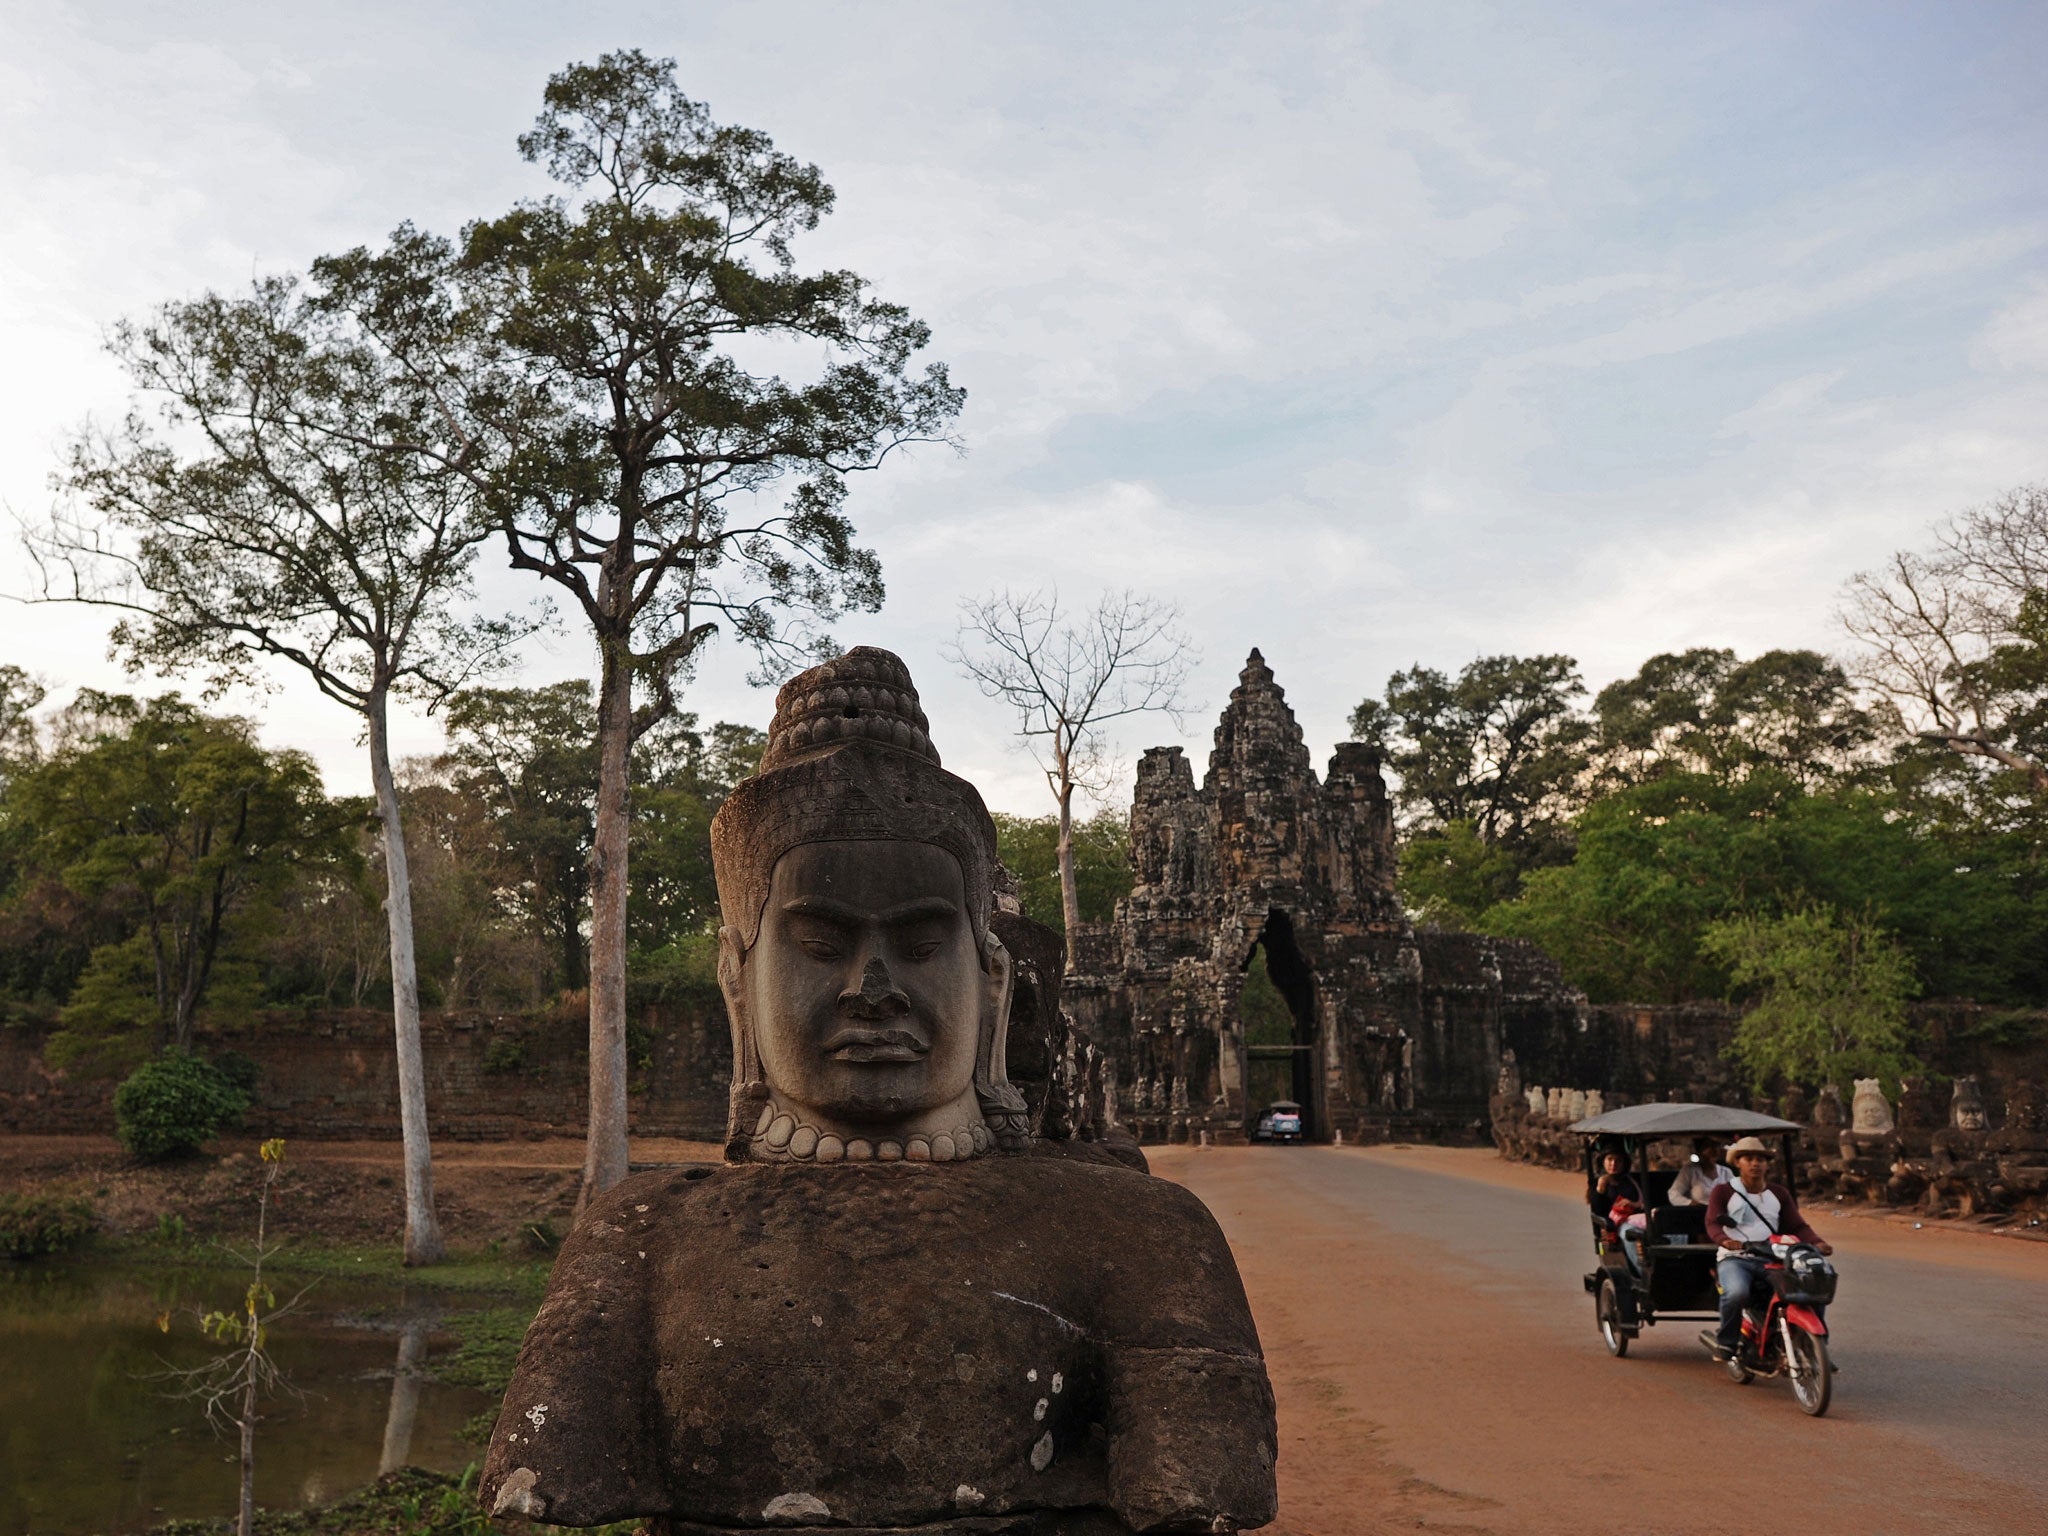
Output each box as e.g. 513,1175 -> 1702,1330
1238,909 -> 1323,1140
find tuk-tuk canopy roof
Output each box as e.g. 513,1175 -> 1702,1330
1568,1102 -> 1801,1136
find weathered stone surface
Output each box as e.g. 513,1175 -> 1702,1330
481,1157 -> 1274,1532
484,648 -> 1274,1534
1952,1075 -> 1988,1131
1852,1079 -> 1895,1134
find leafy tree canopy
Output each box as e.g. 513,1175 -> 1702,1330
1478,770 -> 2043,1005
1590,647 -> 1874,788
992,812 -> 1133,937
9,695 -> 353,1061
1700,905 -> 1919,1095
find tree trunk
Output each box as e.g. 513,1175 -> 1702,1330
582,643 -> 634,1208
368,688 -> 447,1266
1056,777 -> 1082,962
237,1368 -> 257,1536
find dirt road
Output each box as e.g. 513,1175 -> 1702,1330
1149,1143 -> 2048,1536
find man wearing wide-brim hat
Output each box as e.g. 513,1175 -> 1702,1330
1700,1136 -> 1834,1361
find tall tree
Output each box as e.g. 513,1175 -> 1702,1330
441,682 -> 601,993
1700,905 -> 1919,1095
989,810 -> 1134,937
1352,654 -> 1591,921
951,589 -> 1194,951
1589,647 -> 1874,787
30,274 -> 522,1263
1842,483 -> 2048,796
0,666 -> 43,782
316,52 -> 963,1200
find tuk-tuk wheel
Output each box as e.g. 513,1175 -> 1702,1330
1596,1278 -> 1631,1357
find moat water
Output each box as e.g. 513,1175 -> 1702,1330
0,1262 -> 503,1535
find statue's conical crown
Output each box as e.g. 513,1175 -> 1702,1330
760,645 -> 938,771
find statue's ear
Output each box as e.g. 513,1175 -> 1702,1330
718,926 -> 765,1161
977,931 -> 1014,1081
975,933 -> 1030,1149
717,925 -> 749,1007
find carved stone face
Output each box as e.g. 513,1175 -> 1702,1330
736,839 -> 985,1136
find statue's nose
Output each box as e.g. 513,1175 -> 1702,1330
841,956 -> 908,1015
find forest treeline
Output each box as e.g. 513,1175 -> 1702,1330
0,663 -> 1132,1069
1356,640 -> 2048,1018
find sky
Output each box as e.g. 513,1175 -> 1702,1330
2,1 -> 2045,814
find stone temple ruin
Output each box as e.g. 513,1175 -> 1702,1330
1065,649 -> 1581,1145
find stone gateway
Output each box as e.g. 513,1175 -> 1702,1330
482,648 -> 1277,1534
1064,650 -> 1581,1145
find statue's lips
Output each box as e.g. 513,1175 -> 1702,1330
822,1026 -> 929,1063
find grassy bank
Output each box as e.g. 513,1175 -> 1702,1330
147,1467 -> 639,1536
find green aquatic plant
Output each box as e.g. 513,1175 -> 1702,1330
0,1192 -> 95,1258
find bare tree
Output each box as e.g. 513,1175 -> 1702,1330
156,1138 -> 308,1536
28,274 -> 528,1263
951,589 -> 1195,950
1840,484 -> 2048,796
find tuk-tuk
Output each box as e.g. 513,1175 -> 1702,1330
1569,1103 -> 1802,1356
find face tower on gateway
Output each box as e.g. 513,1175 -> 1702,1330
1061,648 -> 1584,1147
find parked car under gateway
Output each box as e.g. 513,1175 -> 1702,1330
1253,1100 -> 1305,1142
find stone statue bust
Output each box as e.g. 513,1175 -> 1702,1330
1949,1075 -> 1988,1132
1851,1078 -> 1895,1134
481,648 -> 1277,1534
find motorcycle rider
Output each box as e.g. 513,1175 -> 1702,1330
1701,1136 -> 1833,1361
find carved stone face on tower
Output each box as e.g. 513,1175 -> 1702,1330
732,838 -> 1000,1157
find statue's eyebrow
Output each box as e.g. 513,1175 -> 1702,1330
875,896 -> 958,924
780,895 -> 957,925
781,896 -> 863,924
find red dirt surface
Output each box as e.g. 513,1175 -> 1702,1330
1150,1143 -> 2048,1536
0,1134 -> 722,1249
13,1133 -> 2045,1534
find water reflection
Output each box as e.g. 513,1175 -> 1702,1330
0,1264 -> 501,1536
378,1314 -> 433,1475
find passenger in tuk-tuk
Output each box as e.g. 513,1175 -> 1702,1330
1668,1137 -> 1733,1206
1703,1136 -> 1833,1360
1589,1146 -> 1647,1259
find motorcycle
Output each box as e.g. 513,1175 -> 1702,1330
1702,1237 -> 1837,1416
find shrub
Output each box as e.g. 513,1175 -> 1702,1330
210,1050 -> 261,1097
113,1051 -> 252,1162
481,1035 -> 527,1075
0,1192 -> 96,1258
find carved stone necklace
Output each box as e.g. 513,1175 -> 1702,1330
749,1102 -> 994,1164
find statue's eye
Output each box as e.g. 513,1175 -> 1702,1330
905,940 -> 942,962
798,938 -> 842,961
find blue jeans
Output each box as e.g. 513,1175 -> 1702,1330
1717,1254 -> 1824,1350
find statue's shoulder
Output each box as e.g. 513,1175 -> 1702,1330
1004,1148 -> 1223,1235
1032,1146 -> 1146,1179
992,1154 -> 1257,1352
560,1164 -> 736,1254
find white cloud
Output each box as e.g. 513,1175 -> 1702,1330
1973,280 -> 2048,373
1,2 -> 2044,811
